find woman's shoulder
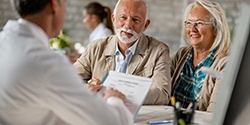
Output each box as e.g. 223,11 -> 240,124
209,54 -> 229,71
171,46 -> 192,58
214,55 -> 228,66
103,27 -> 113,36
99,23 -> 113,35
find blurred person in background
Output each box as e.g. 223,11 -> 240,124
171,0 -> 230,112
0,0 -> 133,124
82,2 -> 114,42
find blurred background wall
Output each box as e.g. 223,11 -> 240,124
0,0 -> 249,53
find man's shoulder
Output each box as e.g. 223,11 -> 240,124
83,35 -> 116,56
143,34 -> 169,50
87,35 -> 115,48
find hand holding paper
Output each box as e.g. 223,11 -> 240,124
100,71 -> 153,120
104,88 -> 127,103
90,77 -> 101,85
87,84 -> 103,92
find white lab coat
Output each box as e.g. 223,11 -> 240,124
89,23 -> 113,42
0,19 -> 133,125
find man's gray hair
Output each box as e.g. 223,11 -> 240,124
113,0 -> 149,20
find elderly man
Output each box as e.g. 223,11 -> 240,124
0,0 -> 133,125
74,0 -> 171,105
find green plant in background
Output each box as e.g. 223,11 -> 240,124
230,26 -> 235,41
50,31 -> 72,52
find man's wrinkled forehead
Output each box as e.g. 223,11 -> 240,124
113,0 -> 148,18
116,0 -> 146,17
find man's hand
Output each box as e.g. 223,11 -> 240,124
90,77 -> 101,85
87,77 -> 103,92
104,88 -> 126,103
87,84 -> 103,92
89,77 -> 126,103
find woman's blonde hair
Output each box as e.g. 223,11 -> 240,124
183,0 -> 231,57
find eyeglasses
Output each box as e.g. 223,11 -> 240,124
184,20 -> 212,29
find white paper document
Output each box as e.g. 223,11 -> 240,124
100,71 -> 153,120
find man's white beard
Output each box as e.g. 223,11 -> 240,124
115,27 -> 142,44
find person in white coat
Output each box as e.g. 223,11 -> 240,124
0,0 -> 133,125
82,2 -> 114,42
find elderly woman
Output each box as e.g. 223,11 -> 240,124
171,0 -> 230,112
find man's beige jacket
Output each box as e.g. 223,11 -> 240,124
74,34 -> 171,105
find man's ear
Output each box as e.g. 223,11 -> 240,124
49,0 -> 60,14
143,19 -> 150,32
111,14 -> 115,23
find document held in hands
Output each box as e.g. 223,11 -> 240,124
101,71 -> 153,120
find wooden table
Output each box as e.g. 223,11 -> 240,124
134,105 -> 213,125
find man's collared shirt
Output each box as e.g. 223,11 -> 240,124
115,39 -> 139,73
173,48 -> 217,108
